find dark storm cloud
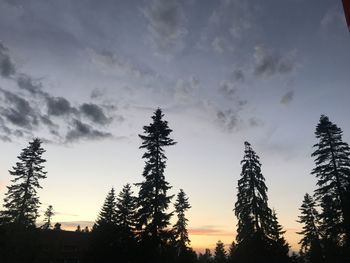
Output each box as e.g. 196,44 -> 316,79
0,42 -> 118,143
253,46 -> 297,77
65,119 -> 112,143
0,42 -> 16,78
0,88 -> 37,129
46,96 -> 76,117
280,90 -> 294,105
79,103 -> 111,125
143,0 -> 188,57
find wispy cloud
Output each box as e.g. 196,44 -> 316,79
280,90 -> 294,105
189,225 -> 234,236
142,0 -> 188,59
253,45 -> 297,78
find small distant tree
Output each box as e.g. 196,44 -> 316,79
116,183 -> 137,238
90,188 -> 119,262
214,240 -> 227,263
95,188 -> 117,228
75,225 -> 81,232
227,241 -> 236,262
173,189 -> 191,254
115,183 -> 138,262
0,138 -> 47,228
54,223 -> 61,231
42,205 -> 54,230
198,249 -> 213,263
297,193 -> 323,263
270,210 -> 290,262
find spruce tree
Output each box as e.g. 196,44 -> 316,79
42,205 -> 54,230
173,189 -> 191,254
95,188 -> 117,228
270,210 -> 290,262
233,142 -> 289,263
116,183 -> 137,238
90,188 -> 119,263
136,108 -> 176,241
297,193 -> 323,263
214,240 -> 227,263
234,141 -> 272,242
227,241 -> 236,262
311,115 -> 350,244
0,138 -> 47,228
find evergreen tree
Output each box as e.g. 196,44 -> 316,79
198,249 -> 213,263
0,138 -> 47,228
173,189 -> 191,254
90,188 -> 119,263
42,205 -> 54,230
53,223 -> 61,231
75,225 -> 81,232
95,188 -> 117,228
116,183 -> 137,238
136,108 -> 176,242
311,115 -> 350,245
233,142 -> 289,263
297,193 -> 323,263
234,141 -> 272,242
227,241 -> 236,262
214,240 -> 227,263
270,210 -> 290,262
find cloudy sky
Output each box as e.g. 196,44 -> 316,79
0,0 -> 350,252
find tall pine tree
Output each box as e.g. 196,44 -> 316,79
0,138 -> 47,228
136,108 -> 176,241
233,142 -> 289,263
311,115 -> 350,246
234,141 -> 272,242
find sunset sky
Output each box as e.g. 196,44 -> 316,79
0,0 -> 350,253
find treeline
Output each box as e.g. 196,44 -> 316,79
0,109 -> 349,263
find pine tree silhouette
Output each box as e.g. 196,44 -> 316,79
214,240 -> 227,263
233,141 -> 289,263
235,141 -> 272,242
311,115 -> 350,247
297,193 -> 323,263
173,189 -> 191,255
42,205 -> 54,230
0,138 -> 47,228
136,108 -> 176,250
95,187 -> 117,228
116,183 -> 137,238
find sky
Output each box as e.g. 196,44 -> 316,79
0,0 -> 350,253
